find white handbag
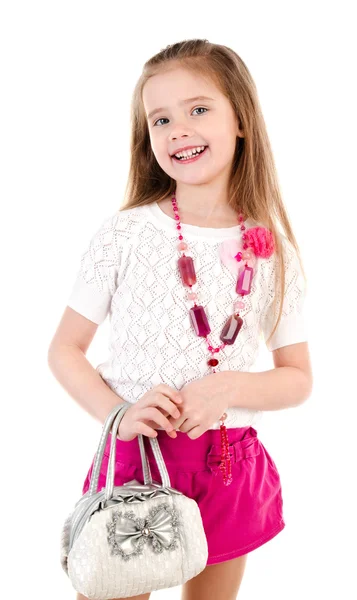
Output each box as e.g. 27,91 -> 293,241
61,402 -> 209,599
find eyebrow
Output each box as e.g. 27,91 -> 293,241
147,95 -> 215,121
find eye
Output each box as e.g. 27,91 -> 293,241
153,106 -> 208,127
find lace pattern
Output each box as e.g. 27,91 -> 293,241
67,204 -> 307,428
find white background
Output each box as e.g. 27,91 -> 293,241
2,1 -> 356,598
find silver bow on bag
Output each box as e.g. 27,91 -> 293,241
61,403 -> 209,599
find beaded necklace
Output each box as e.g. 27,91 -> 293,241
171,191 -> 275,486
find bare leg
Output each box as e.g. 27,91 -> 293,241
181,554 -> 248,600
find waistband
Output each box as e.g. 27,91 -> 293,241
105,426 -> 260,473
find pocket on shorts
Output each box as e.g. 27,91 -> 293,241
206,427 -> 261,475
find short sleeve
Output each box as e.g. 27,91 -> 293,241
260,235 -> 308,351
66,212 -> 121,325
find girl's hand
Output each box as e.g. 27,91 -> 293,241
117,384 -> 183,441
165,375 -> 229,439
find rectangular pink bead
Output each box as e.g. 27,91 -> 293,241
178,255 -> 196,286
220,314 -> 243,345
189,305 -> 211,337
236,265 -> 254,295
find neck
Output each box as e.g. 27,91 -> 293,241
171,181 -> 238,221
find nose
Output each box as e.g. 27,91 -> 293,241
170,122 -> 196,141
170,132 -> 193,142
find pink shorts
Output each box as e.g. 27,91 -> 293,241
82,426 -> 285,565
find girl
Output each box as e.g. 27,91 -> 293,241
48,39 -> 313,600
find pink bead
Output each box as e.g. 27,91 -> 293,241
187,291 -> 197,300
235,300 -> 245,309
220,314 -> 243,345
189,305 -> 211,337
242,250 -> 253,260
175,215 -> 179,220
178,241 -> 188,250
178,255 -> 196,286
236,265 -> 254,295
234,251 -> 243,262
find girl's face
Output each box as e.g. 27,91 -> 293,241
142,66 -> 244,186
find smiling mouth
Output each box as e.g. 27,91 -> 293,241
171,146 -> 209,163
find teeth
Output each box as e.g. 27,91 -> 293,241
174,146 -> 206,159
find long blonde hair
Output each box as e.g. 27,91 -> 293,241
120,39 -> 306,348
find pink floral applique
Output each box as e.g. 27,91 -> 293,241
219,226 -> 275,275
244,227 -> 275,258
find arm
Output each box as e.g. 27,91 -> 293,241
214,341 -> 313,411
47,306 -> 127,425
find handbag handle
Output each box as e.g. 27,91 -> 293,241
104,406 -> 172,500
88,402 -> 172,499
89,403 -> 127,497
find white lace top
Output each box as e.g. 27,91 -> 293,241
67,201 -> 308,429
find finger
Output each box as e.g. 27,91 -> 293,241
172,417 -> 188,432
164,400 -> 181,419
145,418 -> 177,438
135,421 -> 158,438
147,396 -> 182,420
166,429 -> 177,438
142,417 -> 177,437
187,426 -> 203,440
156,385 -> 183,404
170,411 -> 187,426
142,407 -> 175,433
